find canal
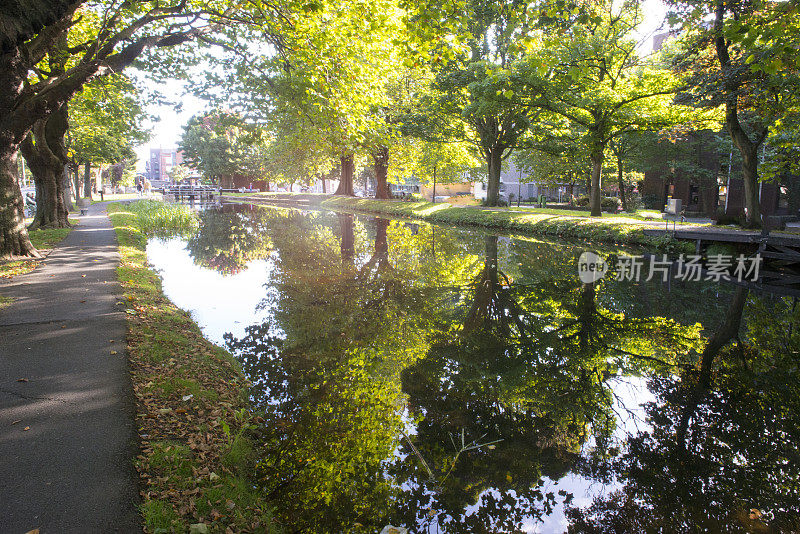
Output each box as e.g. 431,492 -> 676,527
146,203 -> 800,533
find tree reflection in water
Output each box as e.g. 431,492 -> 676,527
198,206 -> 800,532
568,290 -> 800,532
186,204 -> 273,275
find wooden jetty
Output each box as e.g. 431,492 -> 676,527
643,227 -> 800,297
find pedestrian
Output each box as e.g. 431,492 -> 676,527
143,178 -> 151,197
25,192 -> 36,217
135,176 -> 143,196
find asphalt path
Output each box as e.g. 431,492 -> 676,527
0,203 -> 140,533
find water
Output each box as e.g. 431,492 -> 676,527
146,204 -> 800,533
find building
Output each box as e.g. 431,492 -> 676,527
473,160 -> 580,203
146,148 -> 185,184
421,181 -> 472,201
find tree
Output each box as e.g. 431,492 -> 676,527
666,0 -> 800,226
198,0 -> 409,198
514,126 -> 593,202
390,137 -> 477,199
0,1 -> 236,257
179,111 -> 243,186
517,0 -> 693,216
68,74 -> 148,201
410,0 -> 540,206
167,164 -> 190,183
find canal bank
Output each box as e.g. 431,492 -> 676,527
320,197 -> 695,251
223,193 -> 693,251
106,202 -> 276,533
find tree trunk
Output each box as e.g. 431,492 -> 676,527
713,3 -> 763,228
432,166 -> 437,203
20,104 -> 72,230
62,165 -> 74,212
374,217 -> 388,257
334,154 -> 355,196
484,147 -> 503,206
321,178 -> 326,194
739,143 -> 761,227
0,142 -> 40,258
589,150 -> 603,217
698,286 -> 748,388
675,286 -> 748,450
373,147 -> 390,199
617,151 -> 627,212
338,212 -> 355,264
83,162 -> 93,200
73,166 -> 81,200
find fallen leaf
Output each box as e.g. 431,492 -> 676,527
110,350 -> 118,355
11,420 -> 20,425
23,426 -> 30,431
17,378 -> 28,382
81,274 -> 86,278
25,529 -> 40,534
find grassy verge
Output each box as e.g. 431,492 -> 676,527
321,197 -> 691,252
503,205 -> 692,222
0,219 -> 78,279
107,202 -> 275,534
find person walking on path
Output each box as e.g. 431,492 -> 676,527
0,202 -> 140,533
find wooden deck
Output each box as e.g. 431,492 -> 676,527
643,228 -> 800,297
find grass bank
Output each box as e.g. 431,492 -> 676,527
121,199 -> 199,235
107,202 -> 275,534
0,220 -> 78,279
321,197 -> 690,251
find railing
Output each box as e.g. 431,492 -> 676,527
160,184 -> 220,202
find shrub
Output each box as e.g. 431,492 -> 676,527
601,196 -> 621,211
574,195 -> 620,211
573,195 -> 590,207
624,193 -> 642,212
641,193 -> 662,210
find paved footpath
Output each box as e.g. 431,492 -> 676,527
0,203 -> 140,533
